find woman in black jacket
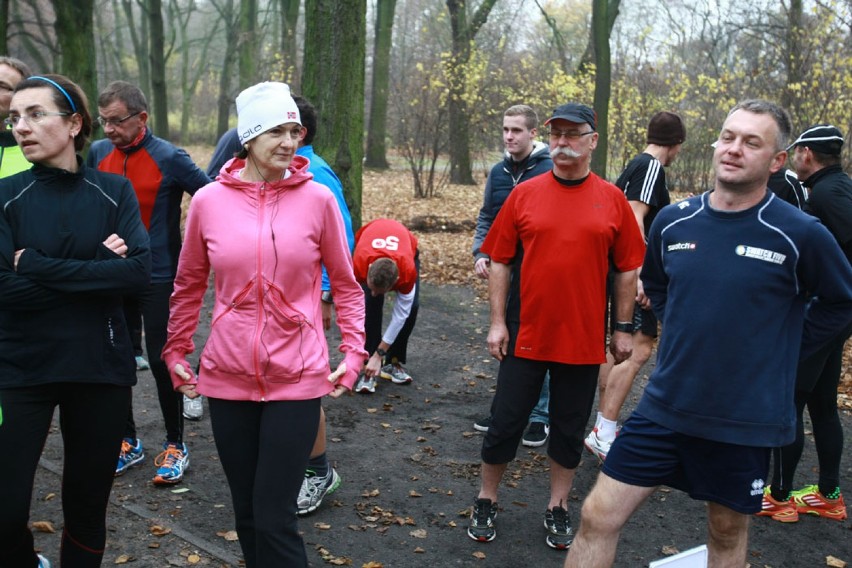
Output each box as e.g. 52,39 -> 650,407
0,74 -> 151,568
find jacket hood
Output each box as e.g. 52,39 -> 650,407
503,140 -> 550,166
217,154 -> 314,197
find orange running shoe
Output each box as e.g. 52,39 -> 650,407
756,487 -> 798,522
791,485 -> 847,521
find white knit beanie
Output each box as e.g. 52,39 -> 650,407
236,82 -> 301,145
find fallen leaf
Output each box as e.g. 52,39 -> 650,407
661,545 -> 679,556
150,525 -> 171,536
187,554 -> 201,564
363,562 -> 384,568
472,551 -> 486,559
44,493 -> 56,501
314,522 -> 332,530
414,547 -> 425,553
826,556 -> 847,568
217,530 -> 239,541
409,490 -> 422,498
366,408 -> 378,414
31,521 -> 55,534
114,554 -> 133,564
147,542 -> 160,549
362,489 -> 380,498
410,529 -> 427,538
171,487 -> 190,494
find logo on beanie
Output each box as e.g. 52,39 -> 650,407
241,124 -> 263,142
288,111 -> 297,120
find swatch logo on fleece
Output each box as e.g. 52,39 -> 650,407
666,241 -> 696,252
735,245 -> 786,265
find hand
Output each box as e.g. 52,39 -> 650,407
486,322 -> 509,361
13,249 -> 23,271
327,361 -> 346,384
474,257 -> 491,279
103,233 -> 128,258
177,383 -> 200,398
174,363 -> 193,381
609,331 -> 633,364
364,353 -> 382,378
321,302 -> 333,330
327,384 -> 348,398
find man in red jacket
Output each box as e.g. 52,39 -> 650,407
352,218 -> 420,394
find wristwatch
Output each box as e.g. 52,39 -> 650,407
614,321 -> 634,334
321,291 -> 333,304
376,347 -> 388,358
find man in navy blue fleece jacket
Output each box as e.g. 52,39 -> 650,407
566,100 -> 852,568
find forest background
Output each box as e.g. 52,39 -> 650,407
2,0 -> 851,397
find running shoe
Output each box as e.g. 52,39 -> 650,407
473,416 -> 491,432
115,437 -> 145,476
297,468 -> 342,516
380,363 -> 413,384
756,487 -> 798,522
37,554 -> 51,568
354,373 -> 377,394
791,485 -> 847,521
544,505 -> 574,550
583,428 -> 612,463
467,498 -> 498,542
135,355 -> 150,371
153,442 -> 189,485
182,394 -> 204,421
522,422 -> 550,447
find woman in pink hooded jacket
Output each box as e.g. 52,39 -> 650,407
161,82 -> 366,567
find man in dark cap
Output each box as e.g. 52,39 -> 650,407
586,111 -> 686,463
566,101 -> 852,567
467,102 -> 645,550
760,123 -> 851,523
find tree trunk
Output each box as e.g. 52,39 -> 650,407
578,0 -> 619,74
302,0 -> 366,228
445,0 -> 497,186
279,0 -> 300,83
239,0 -> 258,88
123,0 -> 151,96
147,0 -> 169,138
0,0 -> 9,54
52,0 -> 97,104
783,0 -> 803,114
211,0 -> 238,139
364,0 -> 396,169
590,0 -> 615,178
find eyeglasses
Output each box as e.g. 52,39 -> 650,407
4,111 -> 71,127
97,111 -> 141,127
549,129 -> 595,141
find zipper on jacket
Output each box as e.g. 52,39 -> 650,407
107,317 -> 116,347
253,183 -> 268,401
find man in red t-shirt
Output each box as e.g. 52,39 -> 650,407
352,219 -> 420,394
467,103 -> 645,550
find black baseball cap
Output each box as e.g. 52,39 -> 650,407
787,124 -> 844,155
544,103 -> 597,131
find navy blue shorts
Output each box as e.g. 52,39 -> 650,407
603,413 -> 770,514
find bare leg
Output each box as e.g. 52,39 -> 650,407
599,333 -> 654,422
548,459 -> 576,510
309,407 -> 326,459
706,502 -> 750,568
596,352 -> 616,401
478,462 -> 509,502
565,473 -> 655,568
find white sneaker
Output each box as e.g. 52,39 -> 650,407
182,394 -> 203,420
380,363 -> 413,384
135,355 -> 150,371
584,428 -> 612,463
354,373 -> 376,393
297,468 -> 341,515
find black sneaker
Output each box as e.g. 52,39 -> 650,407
467,498 -> 498,542
522,422 -> 550,447
544,505 -> 573,550
473,416 -> 491,432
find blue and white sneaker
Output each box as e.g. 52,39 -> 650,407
37,554 -> 51,568
152,442 -> 189,485
115,437 -> 145,476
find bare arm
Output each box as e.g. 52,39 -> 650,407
486,261 -> 511,361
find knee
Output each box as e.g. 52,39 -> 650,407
707,509 -> 747,549
578,491 -> 623,536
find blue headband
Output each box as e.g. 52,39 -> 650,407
28,76 -> 77,113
